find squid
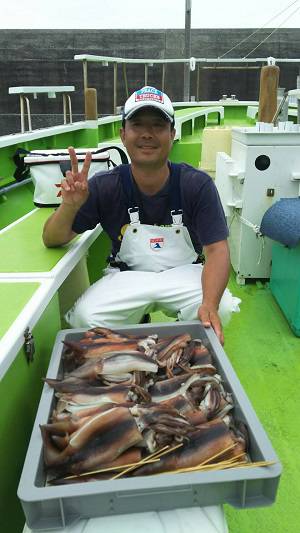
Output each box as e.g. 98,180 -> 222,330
149,373 -> 222,404
154,334 -> 192,369
40,327 -> 251,485
49,448 -> 143,484
55,383 -> 151,413
63,340 -> 141,359
159,395 -> 211,426
42,403 -> 194,474
134,418 -> 247,476
41,407 -> 144,468
51,402 -> 134,422
95,352 -> 158,375
157,379 -> 233,426
63,351 -> 157,379
87,327 -> 152,341
63,333 -> 158,362
191,339 -> 212,358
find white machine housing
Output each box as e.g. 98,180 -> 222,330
215,124 -> 300,283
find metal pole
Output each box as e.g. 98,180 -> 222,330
113,62 -> 118,114
83,60 -> 88,91
196,63 -> 200,101
63,94 -> 67,124
183,0 -> 191,101
123,63 -> 129,98
20,95 -> 25,133
24,96 -> 32,132
67,94 -> 73,124
144,64 -> 148,86
297,69 -> 300,124
162,63 -> 166,92
0,177 -> 32,196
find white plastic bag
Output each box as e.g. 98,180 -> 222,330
24,148 -> 110,207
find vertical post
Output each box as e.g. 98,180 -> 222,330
123,63 -> 129,98
183,0 -> 192,101
258,64 -> 280,123
162,63 -> 166,92
83,60 -> 88,92
113,62 -> 118,114
63,93 -> 67,124
84,88 -> 98,120
297,69 -> 300,124
196,63 -> 200,101
24,96 -> 32,132
67,94 -> 73,124
144,64 -> 148,86
20,95 -> 25,133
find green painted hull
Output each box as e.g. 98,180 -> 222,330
0,295 -> 61,533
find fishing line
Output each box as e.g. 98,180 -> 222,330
219,0 -> 299,58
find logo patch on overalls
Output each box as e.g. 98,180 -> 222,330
150,237 -> 164,250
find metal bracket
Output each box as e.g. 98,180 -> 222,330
24,327 -> 35,363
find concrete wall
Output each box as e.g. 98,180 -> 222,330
1,28 -> 299,135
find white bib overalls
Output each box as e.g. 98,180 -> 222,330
66,164 -> 240,328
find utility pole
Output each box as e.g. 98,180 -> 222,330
183,0 -> 192,101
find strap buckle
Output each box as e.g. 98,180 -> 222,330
171,209 -> 183,226
128,207 -> 140,225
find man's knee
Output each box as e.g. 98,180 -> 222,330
65,297 -> 93,328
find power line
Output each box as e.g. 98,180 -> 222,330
244,5 -> 300,58
219,0 -> 299,58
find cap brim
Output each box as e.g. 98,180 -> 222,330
124,104 -> 173,122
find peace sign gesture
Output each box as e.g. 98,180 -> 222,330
60,147 -> 92,209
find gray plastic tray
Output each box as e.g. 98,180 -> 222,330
18,321 -> 282,531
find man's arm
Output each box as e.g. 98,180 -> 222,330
198,239 -> 230,345
42,147 -> 91,248
43,204 -> 79,247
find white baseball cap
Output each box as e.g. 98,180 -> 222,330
123,86 -> 174,122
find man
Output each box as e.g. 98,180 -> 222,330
43,86 -> 240,344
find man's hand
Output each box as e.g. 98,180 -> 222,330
198,303 -> 224,346
199,240 -> 230,346
60,147 -> 92,208
42,147 -> 92,247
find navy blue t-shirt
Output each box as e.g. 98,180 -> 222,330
72,162 -> 228,257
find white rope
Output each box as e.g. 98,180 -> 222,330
257,236 -> 265,265
229,211 -> 265,265
239,215 -> 263,236
228,210 -> 237,230
239,215 -> 265,265
219,0 -> 299,59
244,5 -> 300,59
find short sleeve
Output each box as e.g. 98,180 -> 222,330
191,175 -> 229,246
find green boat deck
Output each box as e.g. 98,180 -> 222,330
153,274 -> 299,533
224,277 -> 299,532
0,104 -> 299,532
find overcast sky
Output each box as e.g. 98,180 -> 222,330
2,0 -> 300,29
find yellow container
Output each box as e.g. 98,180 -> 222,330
200,127 -> 232,179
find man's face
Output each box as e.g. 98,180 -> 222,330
120,108 -> 175,169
